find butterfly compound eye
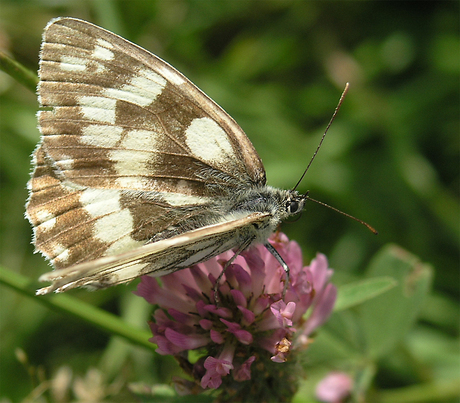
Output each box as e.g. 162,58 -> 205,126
286,199 -> 300,214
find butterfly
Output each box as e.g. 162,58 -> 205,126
27,17 -> 357,295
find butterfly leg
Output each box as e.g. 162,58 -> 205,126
263,242 -> 290,297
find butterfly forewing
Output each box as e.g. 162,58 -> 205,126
37,18 -> 265,191
27,17 -> 266,274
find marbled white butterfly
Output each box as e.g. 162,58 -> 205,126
27,18 -> 365,295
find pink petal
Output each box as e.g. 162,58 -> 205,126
309,253 -> 330,291
161,271 -> 193,294
257,308 -> 282,332
285,240 -> 303,274
199,319 -> 213,330
233,356 -> 256,381
133,276 -> 160,304
201,372 -> 223,389
315,372 -> 353,402
134,276 -> 193,312
210,329 -> 225,344
168,308 -> 195,325
271,354 -> 286,363
203,304 -> 233,318
182,284 -> 203,302
270,301 -> 296,328
230,289 -> 247,308
152,335 -> 183,355
203,356 -> 233,376
165,328 -> 209,350
302,283 -> 337,337
234,329 -> 253,345
200,347 -> 235,390
151,309 -> 174,329
252,295 -> 270,316
241,248 -> 264,272
220,319 -> 253,344
195,300 -> 208,317
232,264 -> 253,296
238,306 -> 255,325
190,264 -> 213,294
243,248 -> 266,297
221,264 -> 238,289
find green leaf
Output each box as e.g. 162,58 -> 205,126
358,244 -> 433,359
334,276 -> 398,311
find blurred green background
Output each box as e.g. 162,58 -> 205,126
0,1 -> 458,402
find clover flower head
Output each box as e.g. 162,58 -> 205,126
134,233 -> 337,400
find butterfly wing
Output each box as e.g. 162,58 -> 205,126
27,17 -> 266,271
36,212 -> 271,294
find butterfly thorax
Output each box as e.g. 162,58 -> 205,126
222,186 -> 306,245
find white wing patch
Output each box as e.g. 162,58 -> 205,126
110,129 -> 161,188
80,189 -> 143,254
107,262 -> 149,283
35,209 -> 55,223
92,45 -> 114,61
185,117 -> 234,164
56,158 -> 74,171
78,96 -> 117,124
81,125 -> 124,147
103,68 -> 166,107
114,177 -> 151,189
120,129 -> 158,150
80,188 -> 122,217
109,149 -> 153,176
59,55 -> 88,72
96,38 -> 113,49
93,210 -> 136,245
160,192 -> 211,206
38,217 -> 57,231
104,235 -> 144,256
52,243 -> 68,260
55,248 -> 70,263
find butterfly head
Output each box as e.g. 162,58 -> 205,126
284,190 -> 308,218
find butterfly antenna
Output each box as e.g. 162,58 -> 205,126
305,195 -> 378,234
292,83 -> 350,191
